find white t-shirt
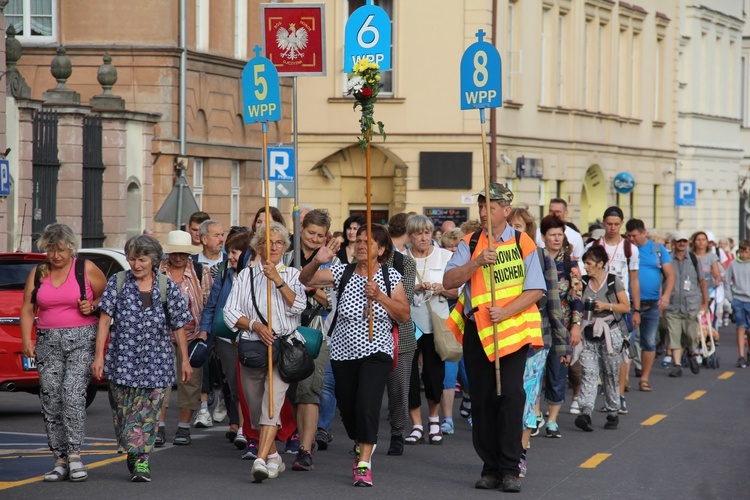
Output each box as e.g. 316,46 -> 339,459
197,252 -> 224,267
408,247 -> 452,333
585,237 -> 639,300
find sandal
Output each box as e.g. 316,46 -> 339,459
428,421 -> 443,445
404,425 -> 424,445
43,460 -> 68,482
68,455 -> 88,482
459,397 -> 471,418
639,380 -> 653,392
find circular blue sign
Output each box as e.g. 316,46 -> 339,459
613,172 -> 635,194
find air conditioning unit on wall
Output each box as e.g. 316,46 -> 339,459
515,156 -> 544,179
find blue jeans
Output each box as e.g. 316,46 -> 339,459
638,303 -> 661,352
543,348 -> 568,405
316,361 -> 336,432
442,358 -> 470,393
731,299 -> 750,329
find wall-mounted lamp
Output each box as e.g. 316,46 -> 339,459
500,154 -> 512,165
174,155 -> 188,171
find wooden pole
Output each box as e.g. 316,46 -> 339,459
262,122 -> 274,417
480,108 -> 501,396
366,129 -> 374,342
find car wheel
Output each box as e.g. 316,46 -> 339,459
85,384 -> 98,408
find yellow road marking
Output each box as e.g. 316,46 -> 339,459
685,390 -> 706,400
718,371 -> 734,380
0,454 -> 125,491
0,450 -> 119,458
579,453 -> 611,469
641,414 -> 667,426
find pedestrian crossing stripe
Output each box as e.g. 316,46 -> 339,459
718,371 -> 734,380
579,453 -> 611,468
641,414 -> 667,426
685,390 -> 706,400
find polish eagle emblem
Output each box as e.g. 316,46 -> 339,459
276,23 -> 308,60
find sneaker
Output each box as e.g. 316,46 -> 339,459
662,355 -> 673,368
618,396 -> 628,415
604,414 -> 619,430
737,357 -> 748,369
194,408 -> 213,428
669,365 -> 683,378
530,414 -> 545,437
569,399 -> 581,415
285,430 -> 301,454
353,463 -> 373,487
518,457 -> 527,478
127,452 -> 138,474
689,355 -> 701,375
251,459 -> 269,483
241,438 -> 259,460
574,414 -> 594,432
234,429 -> 248,450
212,398 -> 227,423
441,418 -> 455,435
467,416 -> 473,427
545,421 -> 561,438
267,454 -> 286,479
292,449 -> 313,471
315,428 -> 332,451
131,459 -> 151,482
173,427 -> 191,445
154,427 -> 166,448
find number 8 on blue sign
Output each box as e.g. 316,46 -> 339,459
242,45 -> 281,124
460,30 -> 502,110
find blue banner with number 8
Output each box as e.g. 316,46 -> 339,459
242,45 -> 282,124
460,30 -> 502,110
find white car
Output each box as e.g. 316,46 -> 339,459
77,248 -> 130,279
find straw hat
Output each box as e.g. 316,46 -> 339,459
162,230 -> 202,254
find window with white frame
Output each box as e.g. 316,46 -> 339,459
557,14 -> 565,107
345,0 -> 393,95
5,0 -> 56,45
231,161 -> 241,226
540,7 -> 550,105
742,55 -> 747,127
654,36 -> 662,121
193,158 -> 204,210
196,0 -> 210,52
234,0 -> 247,60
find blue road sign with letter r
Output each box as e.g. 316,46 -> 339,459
0,160 -> 10,196
267,147 -> 295,182
675,181 -> 696,207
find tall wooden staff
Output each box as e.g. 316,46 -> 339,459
345,0 -> 391,343
242,45 -> 282,416
460,30 -> 504,395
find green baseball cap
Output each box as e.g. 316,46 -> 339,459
476,182 -> 514,203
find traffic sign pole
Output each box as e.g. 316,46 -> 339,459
461,29 -> 503,396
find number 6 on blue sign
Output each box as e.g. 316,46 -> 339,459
344,1 -> 392,72
242,45 -> 281,124
460,30 -> 502,110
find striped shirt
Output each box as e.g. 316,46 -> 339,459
223,262 -> 306,341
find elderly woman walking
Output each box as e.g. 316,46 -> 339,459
20,223 -> 107,482
91,234 -> 194,482
300,224 -> 410,487
223,222 -> 306,483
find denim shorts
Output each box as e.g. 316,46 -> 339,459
731,299 -> 750,329
638,303 -> 661,352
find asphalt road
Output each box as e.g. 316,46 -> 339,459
1,326 -> 748,499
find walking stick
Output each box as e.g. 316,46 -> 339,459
261,122 -> 275,418
480,109 -> 501,396
366,129 -> 374,342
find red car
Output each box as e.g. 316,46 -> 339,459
0,251 -> 123,407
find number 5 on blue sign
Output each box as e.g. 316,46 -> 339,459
460,30 -> 502,110
242,45 -> 281,124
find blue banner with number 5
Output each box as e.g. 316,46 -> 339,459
242,45 -> 281,124
460,30 -> 502,110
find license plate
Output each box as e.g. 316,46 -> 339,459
22,357 -> 37,371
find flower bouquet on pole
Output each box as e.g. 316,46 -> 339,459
347,59 -> 386,151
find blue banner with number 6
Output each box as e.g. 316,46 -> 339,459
460,29 -> 502,110
242,45 -> 282,124
344,2 -> 391,72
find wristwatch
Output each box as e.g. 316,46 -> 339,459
276,281 -> 287,289
574,320 -> 581,326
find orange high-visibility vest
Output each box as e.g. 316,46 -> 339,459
447,230 -> 543,362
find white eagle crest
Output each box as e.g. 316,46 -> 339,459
276,23 -> 308,60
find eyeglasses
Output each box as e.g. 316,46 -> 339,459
260,240 -> 286,248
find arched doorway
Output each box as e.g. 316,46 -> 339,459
580,164 -> 608,231
126,177 -> 142,239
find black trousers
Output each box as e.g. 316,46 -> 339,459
463,319 -> 528,478
408,334 -> 445,408
332,352 -> 391,445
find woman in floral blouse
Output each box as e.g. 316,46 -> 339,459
540,214 -> 583,432
91,235 -> 193,482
